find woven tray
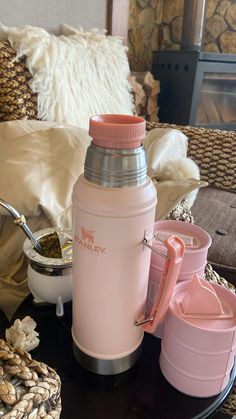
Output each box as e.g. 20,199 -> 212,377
0,339 -> 61,418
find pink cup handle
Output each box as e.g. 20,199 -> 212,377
143,235 -> 185,333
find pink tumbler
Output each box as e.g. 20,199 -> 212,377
149,220 -> 212,284
159,276 -> 236,397
141,252 -> 236,397
146,220 -> 212,337
72,114 -> 185,375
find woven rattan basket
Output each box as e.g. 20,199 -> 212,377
0,40 -> 37,122
0,339 -> 61,418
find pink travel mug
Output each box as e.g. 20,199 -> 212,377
146,220 -> 212,337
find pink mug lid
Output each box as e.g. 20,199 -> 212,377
170,278 -> 236,331
89,114 -> 146,149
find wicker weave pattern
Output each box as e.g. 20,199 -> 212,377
0,41 -> 37,121
0,339 -> 61,418
146,121 -> 236,192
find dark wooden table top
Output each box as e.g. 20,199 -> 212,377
0,297 -> 235,419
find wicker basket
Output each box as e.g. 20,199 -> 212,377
0,40 -> 38,122
0,339 -> 61,418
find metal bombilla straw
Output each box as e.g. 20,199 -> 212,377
0,198 -> 43,254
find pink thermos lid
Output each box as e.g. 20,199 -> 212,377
89,114 -> 146,149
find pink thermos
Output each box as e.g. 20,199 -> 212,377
72,114 -> 184,375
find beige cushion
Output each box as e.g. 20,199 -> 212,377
0,119 -> 91,319
191,187 -> 236,285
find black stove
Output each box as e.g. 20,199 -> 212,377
152,50 -> 236,130
151,0 -> 236,130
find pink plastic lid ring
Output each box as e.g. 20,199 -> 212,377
89,114 -> 146,149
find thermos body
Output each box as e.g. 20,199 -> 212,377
71,114 -> 157,374
72,175 -> 157,374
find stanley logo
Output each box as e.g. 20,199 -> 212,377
75,227 -> 106,255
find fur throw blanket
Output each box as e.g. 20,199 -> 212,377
143,128 -> 207,219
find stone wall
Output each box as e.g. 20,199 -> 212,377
128,0 -> 236,71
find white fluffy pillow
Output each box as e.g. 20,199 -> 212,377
0,24 -> 134,129
143,128 -> 207,219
